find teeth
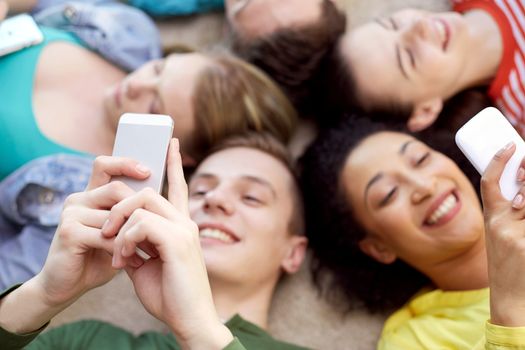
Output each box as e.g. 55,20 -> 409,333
436,20 -> 446,42
427,194 -> 457,225
199,228 -> 235,243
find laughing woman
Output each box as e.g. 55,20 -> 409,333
301,117 -> 525,349
327,0 -> 525,134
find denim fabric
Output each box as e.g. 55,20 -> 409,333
33,0 -> 161,71
0,154 -> 93,290
127,0 -> 224,16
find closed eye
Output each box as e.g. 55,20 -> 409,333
379,187 -> 397,206
389,17 -> 398,30
406,48 -> 416,68
190,190 -> 207,198
416,152 -> 430,166
243,195 -> 263,205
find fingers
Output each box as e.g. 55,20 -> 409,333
86,156 -> 151,191
101,187 -> 176,237
61,206 -> 109,230
112,210 -> 174,269
481,142 -> 516,212
58,220 -> 115,256
66,181 -> 136,210
166,139 -> 190,215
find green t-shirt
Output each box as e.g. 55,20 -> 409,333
0,286 -> 309,350
0,26 -> 86,180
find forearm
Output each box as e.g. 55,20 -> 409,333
5,0 -> 37,13
0,277 -> 70,334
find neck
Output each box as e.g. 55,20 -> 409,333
426,235 -> 488,291
209,277 -> 277,329
451,10 -> 503,95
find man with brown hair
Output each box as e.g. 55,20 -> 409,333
228,0 -> 347,115
0,133 -> 309,349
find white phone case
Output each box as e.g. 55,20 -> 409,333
455,107 -> 525,200
111,113 -> 174,193
0,14 -> 44,57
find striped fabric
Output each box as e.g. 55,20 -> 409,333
454,0 -> 525,135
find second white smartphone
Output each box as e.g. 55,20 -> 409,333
455,107 -> 525,200
0,14 -> 44,57
111,113 -> 174,193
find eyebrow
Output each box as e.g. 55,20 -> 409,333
191,173 -> 277,198
363,140 -> 414,201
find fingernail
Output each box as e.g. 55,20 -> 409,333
518,167 -> 525,182
497,142 -> 514,156
112,254 -> 117,268
513,193 -> 524,208
136,164 -> 150,174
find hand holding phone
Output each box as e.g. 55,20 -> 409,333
112,113 -> 174,193
455,107 -> 525,200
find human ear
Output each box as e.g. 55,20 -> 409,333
407,98 -> 444,132
358,236 -> 397,264
281,236 -> 308,274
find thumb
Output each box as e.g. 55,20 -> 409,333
481,142 -> 515,212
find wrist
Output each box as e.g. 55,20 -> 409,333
177,319 -> 234,350
490,295 -> 525,327
0,278 -> 57,334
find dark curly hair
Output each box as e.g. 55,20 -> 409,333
300,116 -> 481,313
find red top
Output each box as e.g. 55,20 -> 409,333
453,0 -> 525,134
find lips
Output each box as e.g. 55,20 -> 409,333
435,18 -> 450,51
113,83 -> 122,108
198,224 -> 240,244
423,190 -> 461,227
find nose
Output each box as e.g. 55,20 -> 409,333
125,78 -> 156,100
401,18 -> 430,43
202,187 -> 235,216
407,173 -> 435,203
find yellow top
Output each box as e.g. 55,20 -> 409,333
379,288 -> 525,350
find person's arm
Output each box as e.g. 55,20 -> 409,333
0,157 -> 150,336
480,142 -> 525,348
4,0 -> 36,13
103,139 -> 234,350
0,1 -> 8,19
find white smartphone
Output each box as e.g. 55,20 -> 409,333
111,113 -> 174,193
0,14 -> 44,57
455,107 -> 525,200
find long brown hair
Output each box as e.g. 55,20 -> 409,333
191,53 -> 298,159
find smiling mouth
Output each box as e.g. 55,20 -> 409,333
435,19 -> 450,51
199,228 -> 239,244
424,191 -> 461,227
114,84 -> 122,108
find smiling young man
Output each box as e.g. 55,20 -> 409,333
328,0 -> 525,134
0,133 -> 308,349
